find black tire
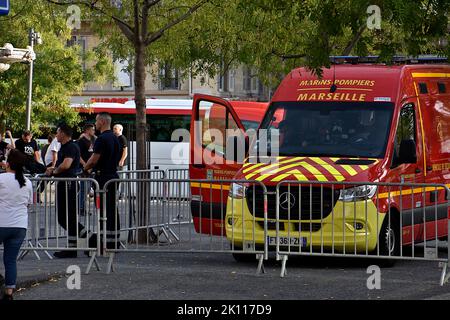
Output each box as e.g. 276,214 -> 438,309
375,214 -> 400,267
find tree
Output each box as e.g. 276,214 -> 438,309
177,0 -> 449,83
46,0 -> 212,243
47,0 -> 210,171
0,0 -> 113,136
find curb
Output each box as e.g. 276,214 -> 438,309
1,271 -> 65,293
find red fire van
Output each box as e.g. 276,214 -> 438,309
190,61 -> 450,256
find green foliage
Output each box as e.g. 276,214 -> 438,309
0,0 -> 113,136
177,0 -> 449,82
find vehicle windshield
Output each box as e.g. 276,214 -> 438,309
259,101 -> 394,158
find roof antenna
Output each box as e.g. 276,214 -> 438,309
330,60 -> 337,93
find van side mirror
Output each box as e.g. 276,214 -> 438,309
399,139 -> 417,164
226,135 -> 248,163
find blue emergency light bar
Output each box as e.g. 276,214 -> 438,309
330,55 -> 448,64
0,0 -> 9,16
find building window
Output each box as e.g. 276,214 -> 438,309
218,60 -> 235,92
243,66 -> 259,93
159,63 -> 180,90
228,70 -> 235,92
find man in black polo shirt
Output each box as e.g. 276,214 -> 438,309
84,112 -> 121,250
46,124 -> 86,258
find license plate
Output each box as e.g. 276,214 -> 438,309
267,236 -> 307,247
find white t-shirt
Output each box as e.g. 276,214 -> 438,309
44,139 -> 61,167
0,172 -> 33,229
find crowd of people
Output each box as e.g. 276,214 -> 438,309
0,112 -> 128,300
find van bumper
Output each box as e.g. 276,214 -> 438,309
225,196 -> 386,253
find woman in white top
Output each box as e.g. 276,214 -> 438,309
0,149 -> 33,300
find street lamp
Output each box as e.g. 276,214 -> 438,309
25,28 -> 42,131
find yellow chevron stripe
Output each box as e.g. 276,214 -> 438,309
298,162 -> 329,182
294,174 -> 308,181
243,163 -> 266,173
245,172 -> 259,180
308,157 -> 345,182
412,73 -> 450,78
190,182 -> 230,191
256,157 -> 305,174
359,165 -> 369,170
340,165 -> 358,176
271,170 -> 308,182
255,174 -> 273,182
261,161 -> 314,182
271,173 -> 292,182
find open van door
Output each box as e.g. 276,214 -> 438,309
190,94 -> 247,236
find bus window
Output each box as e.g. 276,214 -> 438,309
148,115 -> 191,142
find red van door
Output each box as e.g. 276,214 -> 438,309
190,94 -> 247,236
388,101 -> 426,246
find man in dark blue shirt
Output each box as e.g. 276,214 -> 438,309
84,112 -> 121,250
46,123 -> 87,258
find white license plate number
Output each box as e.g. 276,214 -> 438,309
267,236 -> 307,247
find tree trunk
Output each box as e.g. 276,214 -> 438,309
134,42 -> 157,244
134,43 -> 147,171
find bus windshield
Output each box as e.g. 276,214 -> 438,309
260,101 -> 394,158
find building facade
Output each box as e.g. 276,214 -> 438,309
70,25 -> 270,105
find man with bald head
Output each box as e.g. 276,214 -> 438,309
113,124 -> 128,199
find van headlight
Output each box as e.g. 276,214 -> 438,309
339,185 -> 377,202
230,183 -> 246,199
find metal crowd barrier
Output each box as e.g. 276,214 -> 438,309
19,177 -> 102,274
274,180 -> 450,285
9,173 -> 450,286
101,178 -> 268,275
166,169 -> 191,224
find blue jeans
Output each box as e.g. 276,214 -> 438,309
0,228 -> 26,289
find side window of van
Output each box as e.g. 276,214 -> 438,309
392,104 -> 417,167
201,102 -> 240,157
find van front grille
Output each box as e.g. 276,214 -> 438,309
246,185 -> 340,221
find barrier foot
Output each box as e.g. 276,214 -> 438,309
85,252 -> 100,274
106,253 -> 116,274
440,262 -> 450,286
167,226 -> 180,242
37,242 -> 53,260
280,255 -> 288,278
17,249 -> 29,261
159,227 -> 173,244
256,254 -> 265,275
19,242 -> 41,261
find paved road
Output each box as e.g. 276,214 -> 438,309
9,248 -> 450,300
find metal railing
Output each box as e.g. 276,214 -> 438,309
101,178 -> 268,274
274,180 -> 450,285
6,173 -> 450,285
20,177 -> 102,274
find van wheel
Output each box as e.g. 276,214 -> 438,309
375,214 -> 400,267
